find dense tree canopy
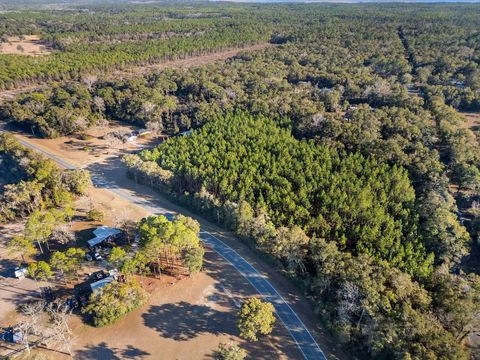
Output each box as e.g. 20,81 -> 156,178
1,3 -> 479,359
82,279 -> 148,327
137,112 -> 433,277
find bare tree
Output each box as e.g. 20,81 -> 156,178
337,281 -> 364,329
93,96 -> 106,114
51,223 -> 75,245
114,208 -> 135,243
145,120 -> 163,135
73,116 -> 89,133
18,301 -> 46,354
142,101 -> 156,119
45,304 -> 75,357
96,116 -> 109,130
82,74 -> 98,91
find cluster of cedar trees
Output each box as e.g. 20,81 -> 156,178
1,3 -> 480,359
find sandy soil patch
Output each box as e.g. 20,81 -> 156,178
76,187 -> 150,226
0,35 -> 51,57
460,112 -> 480,131
40,249 -> 300,360
15,125 -> 165,168
0,221 -> 44,354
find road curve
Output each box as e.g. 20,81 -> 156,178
12,135 -> 327,360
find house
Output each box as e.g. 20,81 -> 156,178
74,269 -> 120,299
87,226 -> 122,248
14,267 -> 28,279
90,276 -> 114,295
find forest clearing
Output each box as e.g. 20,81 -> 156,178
0,35 -> 51,57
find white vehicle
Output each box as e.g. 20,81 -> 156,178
85,252 -> 103,262
14,267 -> 28,279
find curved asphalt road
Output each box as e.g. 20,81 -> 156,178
13,136 -> 327,360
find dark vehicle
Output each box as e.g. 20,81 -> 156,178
0,327 -> 23,344
65,297 -> 79,311
85,251 -> 103,262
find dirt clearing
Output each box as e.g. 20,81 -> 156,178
13,124 -> 165,168
460,112 -> 480,132
113,42 -> 272,78
0,35 -> 51,56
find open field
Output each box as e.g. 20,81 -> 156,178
13,124 -> 165,168
0,35 -> 51,57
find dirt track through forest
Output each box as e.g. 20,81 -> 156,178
0,42 -> 271,104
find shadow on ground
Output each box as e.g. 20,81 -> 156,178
142,301 -> 234,341
75,342 -> 150,360
0,258 -> 19,278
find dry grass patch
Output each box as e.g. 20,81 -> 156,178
0,35 -> 51,56
460,112 -> 480,130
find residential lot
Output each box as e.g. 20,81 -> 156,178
0,184 -> 302,359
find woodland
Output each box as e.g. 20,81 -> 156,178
0,3 -> 479,359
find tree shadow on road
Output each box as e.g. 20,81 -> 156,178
142,301 -> 235,341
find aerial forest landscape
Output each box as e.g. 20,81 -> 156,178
0,1 -> 479,359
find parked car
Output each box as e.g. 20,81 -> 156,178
0,327 -> 23,344
14,267 -> 28,279
91,270 -> 108,281
65,298 -> 79,311
85,252 -> 103,262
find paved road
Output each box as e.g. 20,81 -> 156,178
11,135 -> 327,360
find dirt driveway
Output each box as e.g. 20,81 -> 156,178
62,248 -> 301,360
0,179 -> 304,360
